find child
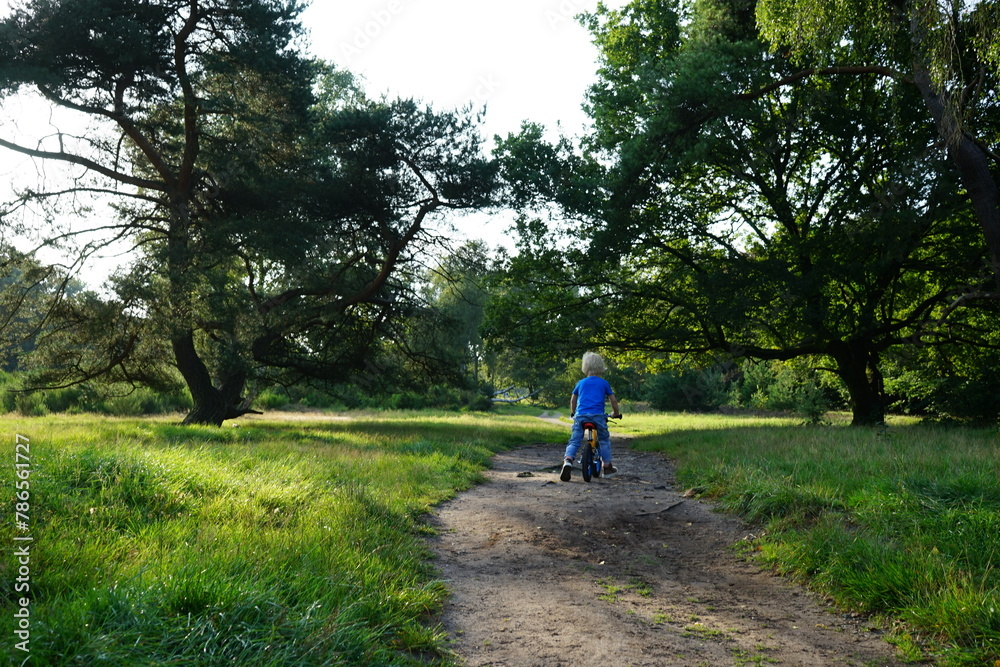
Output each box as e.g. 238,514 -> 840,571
560,351 -> 622,481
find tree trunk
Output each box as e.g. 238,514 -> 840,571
911,35 -> 1000,290
172,330 -> 256,426
831,343 -> 885,426
165,209 -> 259,426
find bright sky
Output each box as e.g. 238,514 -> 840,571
302,0 -> 617,141
0,0 -> 622,279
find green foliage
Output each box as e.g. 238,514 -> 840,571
492,0 -> 992,428
637,359 -> 833,422
252,382 -> 493,413
882,322 -> 1000,424
755,0 -> 896,62
1,2 -> 499,425
644,367 -> 729,412
383,241 -> 493,394
756,0 -> 1000,89
0,373 -> 192,416
0,412 -> 567,665
731,361 -> 832,422
0,249 -> 71,373
754,0 -> 1000,313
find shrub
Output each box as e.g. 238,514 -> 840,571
386,391 -> 425,410
255,389 -> 292,410
645,368 -> 728,412
927,375 -> 1000,425
97,386 -> 191,415
15,391 -> 49,416
1,380 -> 191,416
732,361 -> 831,422
463,392 -> 494,412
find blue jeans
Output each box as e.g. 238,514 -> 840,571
564,413 -> 612,463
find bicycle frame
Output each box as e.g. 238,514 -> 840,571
580,421 -> 602,482
576,414 -> 621,482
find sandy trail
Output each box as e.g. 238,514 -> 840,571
427,427 -> 904,666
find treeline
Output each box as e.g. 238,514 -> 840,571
1,0 -> 998,426
5,235 -> 1000,424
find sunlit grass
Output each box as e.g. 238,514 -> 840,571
0,411 -> 565,666
4,408 -> 997,665
629,414 -> 1000,666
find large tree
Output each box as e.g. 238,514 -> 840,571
492,0 -> 994,425
755,0 -> 1000,287
0,1 -> 495,424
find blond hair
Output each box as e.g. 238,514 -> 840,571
581,351 -> 606,375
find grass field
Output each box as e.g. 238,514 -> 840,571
2,408 -> 998,665
0,410 -> 566,666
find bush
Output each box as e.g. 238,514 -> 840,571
0,371 -> 22,413
331,384 -> 368,410
255,389 -> 292,410
15,391 -> 49,416
731,361 -> 831,422
98,387 -> 191,416
0,375 -> 192,417
247,382 -> 494,413
927,375 -> 1000,425
882,345 -> 1000,424
385,391 -> 425,410
43,386 -> 86,413
645,368 -> 728,412
463,392 -> 494,412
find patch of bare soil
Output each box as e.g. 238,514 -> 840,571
426,423 -> 906,666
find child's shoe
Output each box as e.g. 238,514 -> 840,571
602,464 -> 617,476
560,457 -> 573,482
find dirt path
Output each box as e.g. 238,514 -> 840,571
426,424 -> 906,666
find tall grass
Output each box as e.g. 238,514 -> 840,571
1,411 -> 566,666
631,414 -> 1000,666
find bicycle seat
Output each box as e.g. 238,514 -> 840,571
581,421 -> 598,429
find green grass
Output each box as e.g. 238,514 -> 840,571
629,413 -> 1000,666
5,408 -> 999,665
0,410 -> 566,666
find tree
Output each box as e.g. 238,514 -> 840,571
403,241 -> 492,388
0,1 -> 495,424
493,0 -> 995,425
755,0 -> 1000,287
0,247 -> 72,372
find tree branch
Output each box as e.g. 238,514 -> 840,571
175,0 -> 203,193
0,136 -> 164,191
736,66 -> 911,101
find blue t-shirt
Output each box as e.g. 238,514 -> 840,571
573,376 -> 614,415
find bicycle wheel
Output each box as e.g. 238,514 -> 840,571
590,428 -> 603,479
581,428 -> 594,483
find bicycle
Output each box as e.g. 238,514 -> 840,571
578,414 -> 622,483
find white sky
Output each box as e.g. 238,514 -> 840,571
300,0 -> 616,140
1,0 -> 622,279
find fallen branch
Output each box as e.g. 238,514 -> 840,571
635,500 -> 684,517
